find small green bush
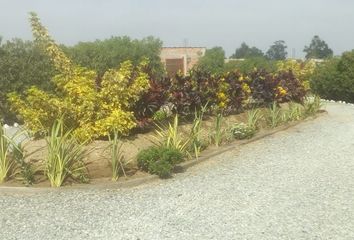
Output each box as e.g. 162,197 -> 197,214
137,147 -> 160,172
148,160 -> 173,179
137,146 -> 184,178
230,123 -> 256,140
311,51 -> 354,103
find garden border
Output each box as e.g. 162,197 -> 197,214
0,111 -> 327,194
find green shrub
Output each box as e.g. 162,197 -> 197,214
311,51 -> 354,103
230,123 -> 256,140
148,160 -> 173,179
197,47 -> 225,74
137,147 -> 159,171
137,146 -> 184,178
9,13 -> 150,141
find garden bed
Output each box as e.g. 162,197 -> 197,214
0,103 -> 325,189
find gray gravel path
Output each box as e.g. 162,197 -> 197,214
1,102 -> 354,240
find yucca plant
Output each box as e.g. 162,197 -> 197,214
209,113 -> 225,147
304,95 -> 322,117
190,105 -> 207,159
0,123 -> 15,183
154,115 -> 190,153
247,108 -> 262,130
108,131 -> 126,181
284,102 -> 304,122
12,142 -> 36,185
266,102 -> 283,128
45,119 -> 88,187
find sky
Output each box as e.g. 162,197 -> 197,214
1,0 -> 353,58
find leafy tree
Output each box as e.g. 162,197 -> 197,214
0,39 -> 55,123
197,46 -> 225,73
266,40 -> 287,60
63,36 -> 164,79
230,42 -> 264,59
304,35 -> 333,59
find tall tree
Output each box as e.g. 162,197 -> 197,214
63,36 -> 164,79
231,42 -> 264,59
304,35 -> 333,59
197,46 -> 225,73
266,40 -> 287,60
0,39 -> 55,123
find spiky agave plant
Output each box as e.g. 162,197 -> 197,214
0,123 -> 15,183
210,113 -> 225,147
45,119 -> 88,187
154,115 -> 190,154
190,105 -> 207,159
246,108 -> 262,130
108,131 -> 126,181
266,102 -> 283,128
304,95 -> 322,117
284,102 -> 304,122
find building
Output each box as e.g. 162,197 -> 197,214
160,47 -> 206,76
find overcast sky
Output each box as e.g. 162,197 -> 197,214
1,0 -> 353,58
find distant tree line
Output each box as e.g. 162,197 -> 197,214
196,35 -> 334,73
229,35 -> 333,60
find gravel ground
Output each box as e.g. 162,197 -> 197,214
1,102 -> 354,240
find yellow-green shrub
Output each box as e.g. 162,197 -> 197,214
8,12 -> 149,140
276,59 -> 316,90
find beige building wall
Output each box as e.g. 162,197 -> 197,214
160,47 -> 206,76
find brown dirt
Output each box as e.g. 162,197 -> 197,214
2,106 -> 294,187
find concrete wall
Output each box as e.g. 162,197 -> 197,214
160,47 -> 206,75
